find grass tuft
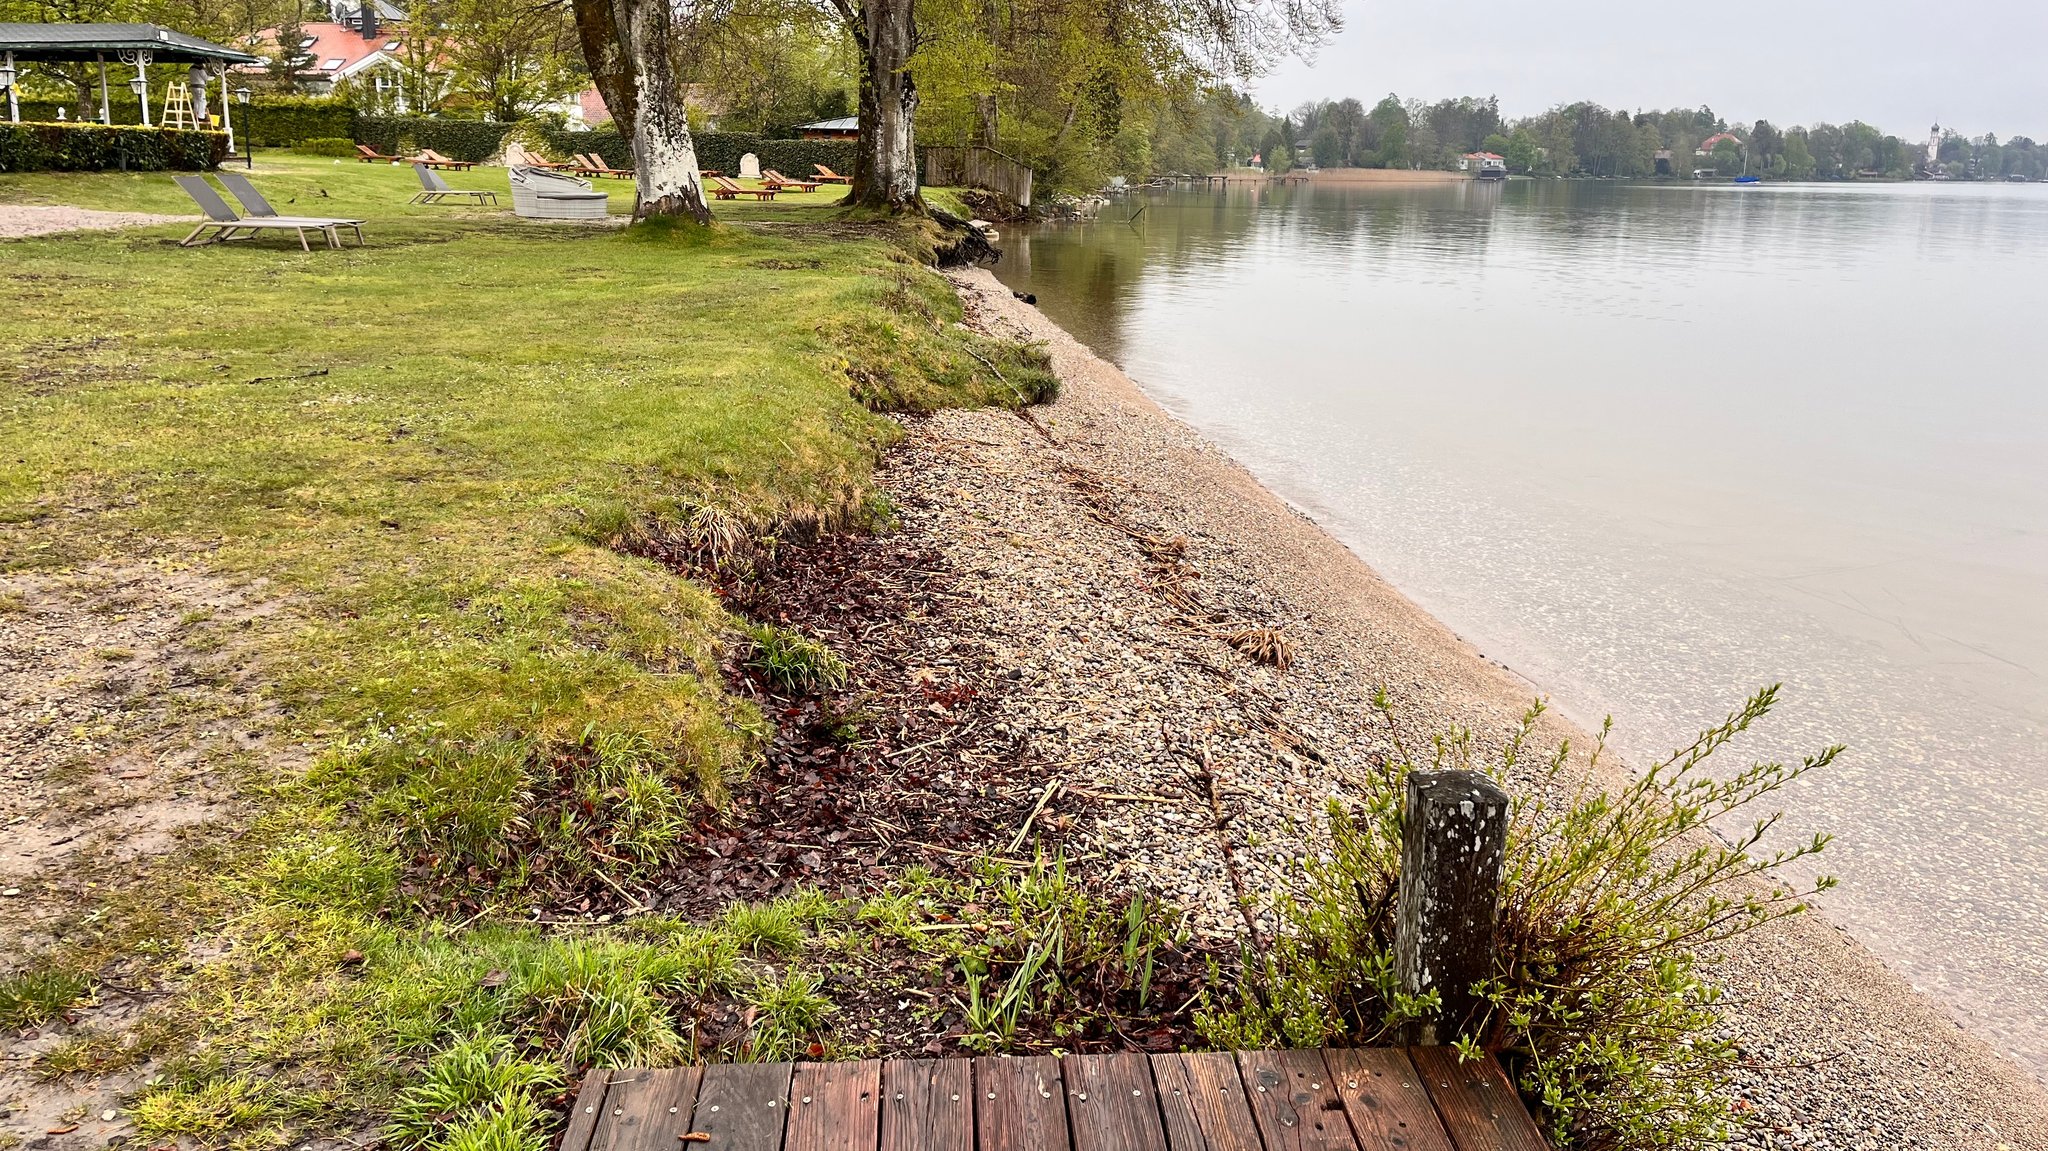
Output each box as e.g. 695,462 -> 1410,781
0,965 -> 93,1030
745,623 -> 850,695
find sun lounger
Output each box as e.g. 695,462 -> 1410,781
413,148 -> 474,171
356,144 -> 397,163
576,153 -> 634,179
173,175 -> 356,251
708,175 -> 776,201
216,171 -> 367,244
410,163 -> 500,206
811,164 -> 853,184
508,166 -> 610,219
762,169 -> 820,192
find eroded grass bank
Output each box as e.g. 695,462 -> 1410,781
0,156 -> 1075,1150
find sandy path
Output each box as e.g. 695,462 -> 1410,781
927,265 -> 2048,1149
0,205 -> 190,240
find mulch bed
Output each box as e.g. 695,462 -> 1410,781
636,484 -> 1069,918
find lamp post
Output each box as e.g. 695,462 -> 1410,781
127,74 -> 149,127
235,87 -> 253,168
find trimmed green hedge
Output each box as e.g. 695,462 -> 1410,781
14,96 -> 353,146
538,128 -> 858,178
296,136 -> 359,157
0,122 -> 227,172
355,117 -> 517,163
237,96 -> 356,147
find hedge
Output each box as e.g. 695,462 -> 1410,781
236,97 -> 356,147
0,122 -> 227,172
296,136 -> 359,157
14,96 -> 352,146
355,116 -> 517,163
537,127 -> 858,178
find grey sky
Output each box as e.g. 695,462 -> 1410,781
1248,0 -> 2048,141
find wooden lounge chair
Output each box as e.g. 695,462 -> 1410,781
413,148 -> 474,171
216,171 -> 367,244
355,143 -> 397,163
811,164 -> 853,184
410,163 -> 500,206
173,175 -> 355,251
762,169 -> 820,192
579,153 -> 634,180
708,175 -> 776,201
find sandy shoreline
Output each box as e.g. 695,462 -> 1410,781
932,265 -> 2048,1147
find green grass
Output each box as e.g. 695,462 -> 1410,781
0,153 -> 1064,1150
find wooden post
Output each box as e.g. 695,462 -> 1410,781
1395,768 -> 1508,1045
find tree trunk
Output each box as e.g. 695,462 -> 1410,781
572,0 -> 709,222
846,0 -> 922,212
571,0 -> 635,138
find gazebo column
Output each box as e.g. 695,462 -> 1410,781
97,54 -> 111,124
133,54 -> 151,126
216,64 -> 234,153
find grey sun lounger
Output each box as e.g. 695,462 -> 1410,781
173,175 -> 358,252
215,171 -> 366,245
410,163 -> 500,206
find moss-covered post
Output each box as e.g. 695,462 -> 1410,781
1396,769 -> 1508,1045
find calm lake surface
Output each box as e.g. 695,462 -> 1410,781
992,179 -> 2048,1077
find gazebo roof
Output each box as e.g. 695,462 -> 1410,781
0,22 -> 261,64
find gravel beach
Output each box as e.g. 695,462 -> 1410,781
894,265 -> 2048,1148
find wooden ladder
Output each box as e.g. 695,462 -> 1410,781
160,82 -> 196,130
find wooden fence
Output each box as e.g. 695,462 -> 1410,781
924,146 -> 1035,207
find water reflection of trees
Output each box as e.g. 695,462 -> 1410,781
999,181 -> 2048,355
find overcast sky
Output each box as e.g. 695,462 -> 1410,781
1248,0 -> 2048,140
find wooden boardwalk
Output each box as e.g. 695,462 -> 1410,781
559,1048 -> 1547,1151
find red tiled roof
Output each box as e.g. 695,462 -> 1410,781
254,21 -> 394,77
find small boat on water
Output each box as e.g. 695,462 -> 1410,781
1733,174 -> 1762,184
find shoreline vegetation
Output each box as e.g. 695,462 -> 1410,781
3,156 -> 2047,1151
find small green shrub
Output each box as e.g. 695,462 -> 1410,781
1199,686 -> 1839,1151
745,624 -> 849,695
297,136 -> 361,157
0,964 -> 93,1029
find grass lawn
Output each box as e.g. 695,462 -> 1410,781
0,152 -> 1079,1151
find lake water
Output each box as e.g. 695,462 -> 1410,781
992,178 -> 2048,1078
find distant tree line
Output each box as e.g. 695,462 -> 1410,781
1194,93 -> 2048,182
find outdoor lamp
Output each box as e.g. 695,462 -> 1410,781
235,86 -> 250,104
0,61 -> 17,91
128,76 -> 147,97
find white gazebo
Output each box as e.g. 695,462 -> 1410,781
0,23 -> 261,150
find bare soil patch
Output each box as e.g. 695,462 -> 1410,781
0,206 -> 190,241
0,562 -> 280,1150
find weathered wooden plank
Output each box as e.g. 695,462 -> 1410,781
1238,1049 -> 1359,1151
1407,1049 -> 1547,1151
690,1062 -> 796,1151
879,1059 -> 972,1151
974,1055 -> 1070,1151
788,1060 -> 883,1151
1149,1052 -> 1262,1151
1322,1048 -> 1454,1151
1062,1052 -> 1167,1151
557,1069 -> 613,1151
589,1068 -> 702,1151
